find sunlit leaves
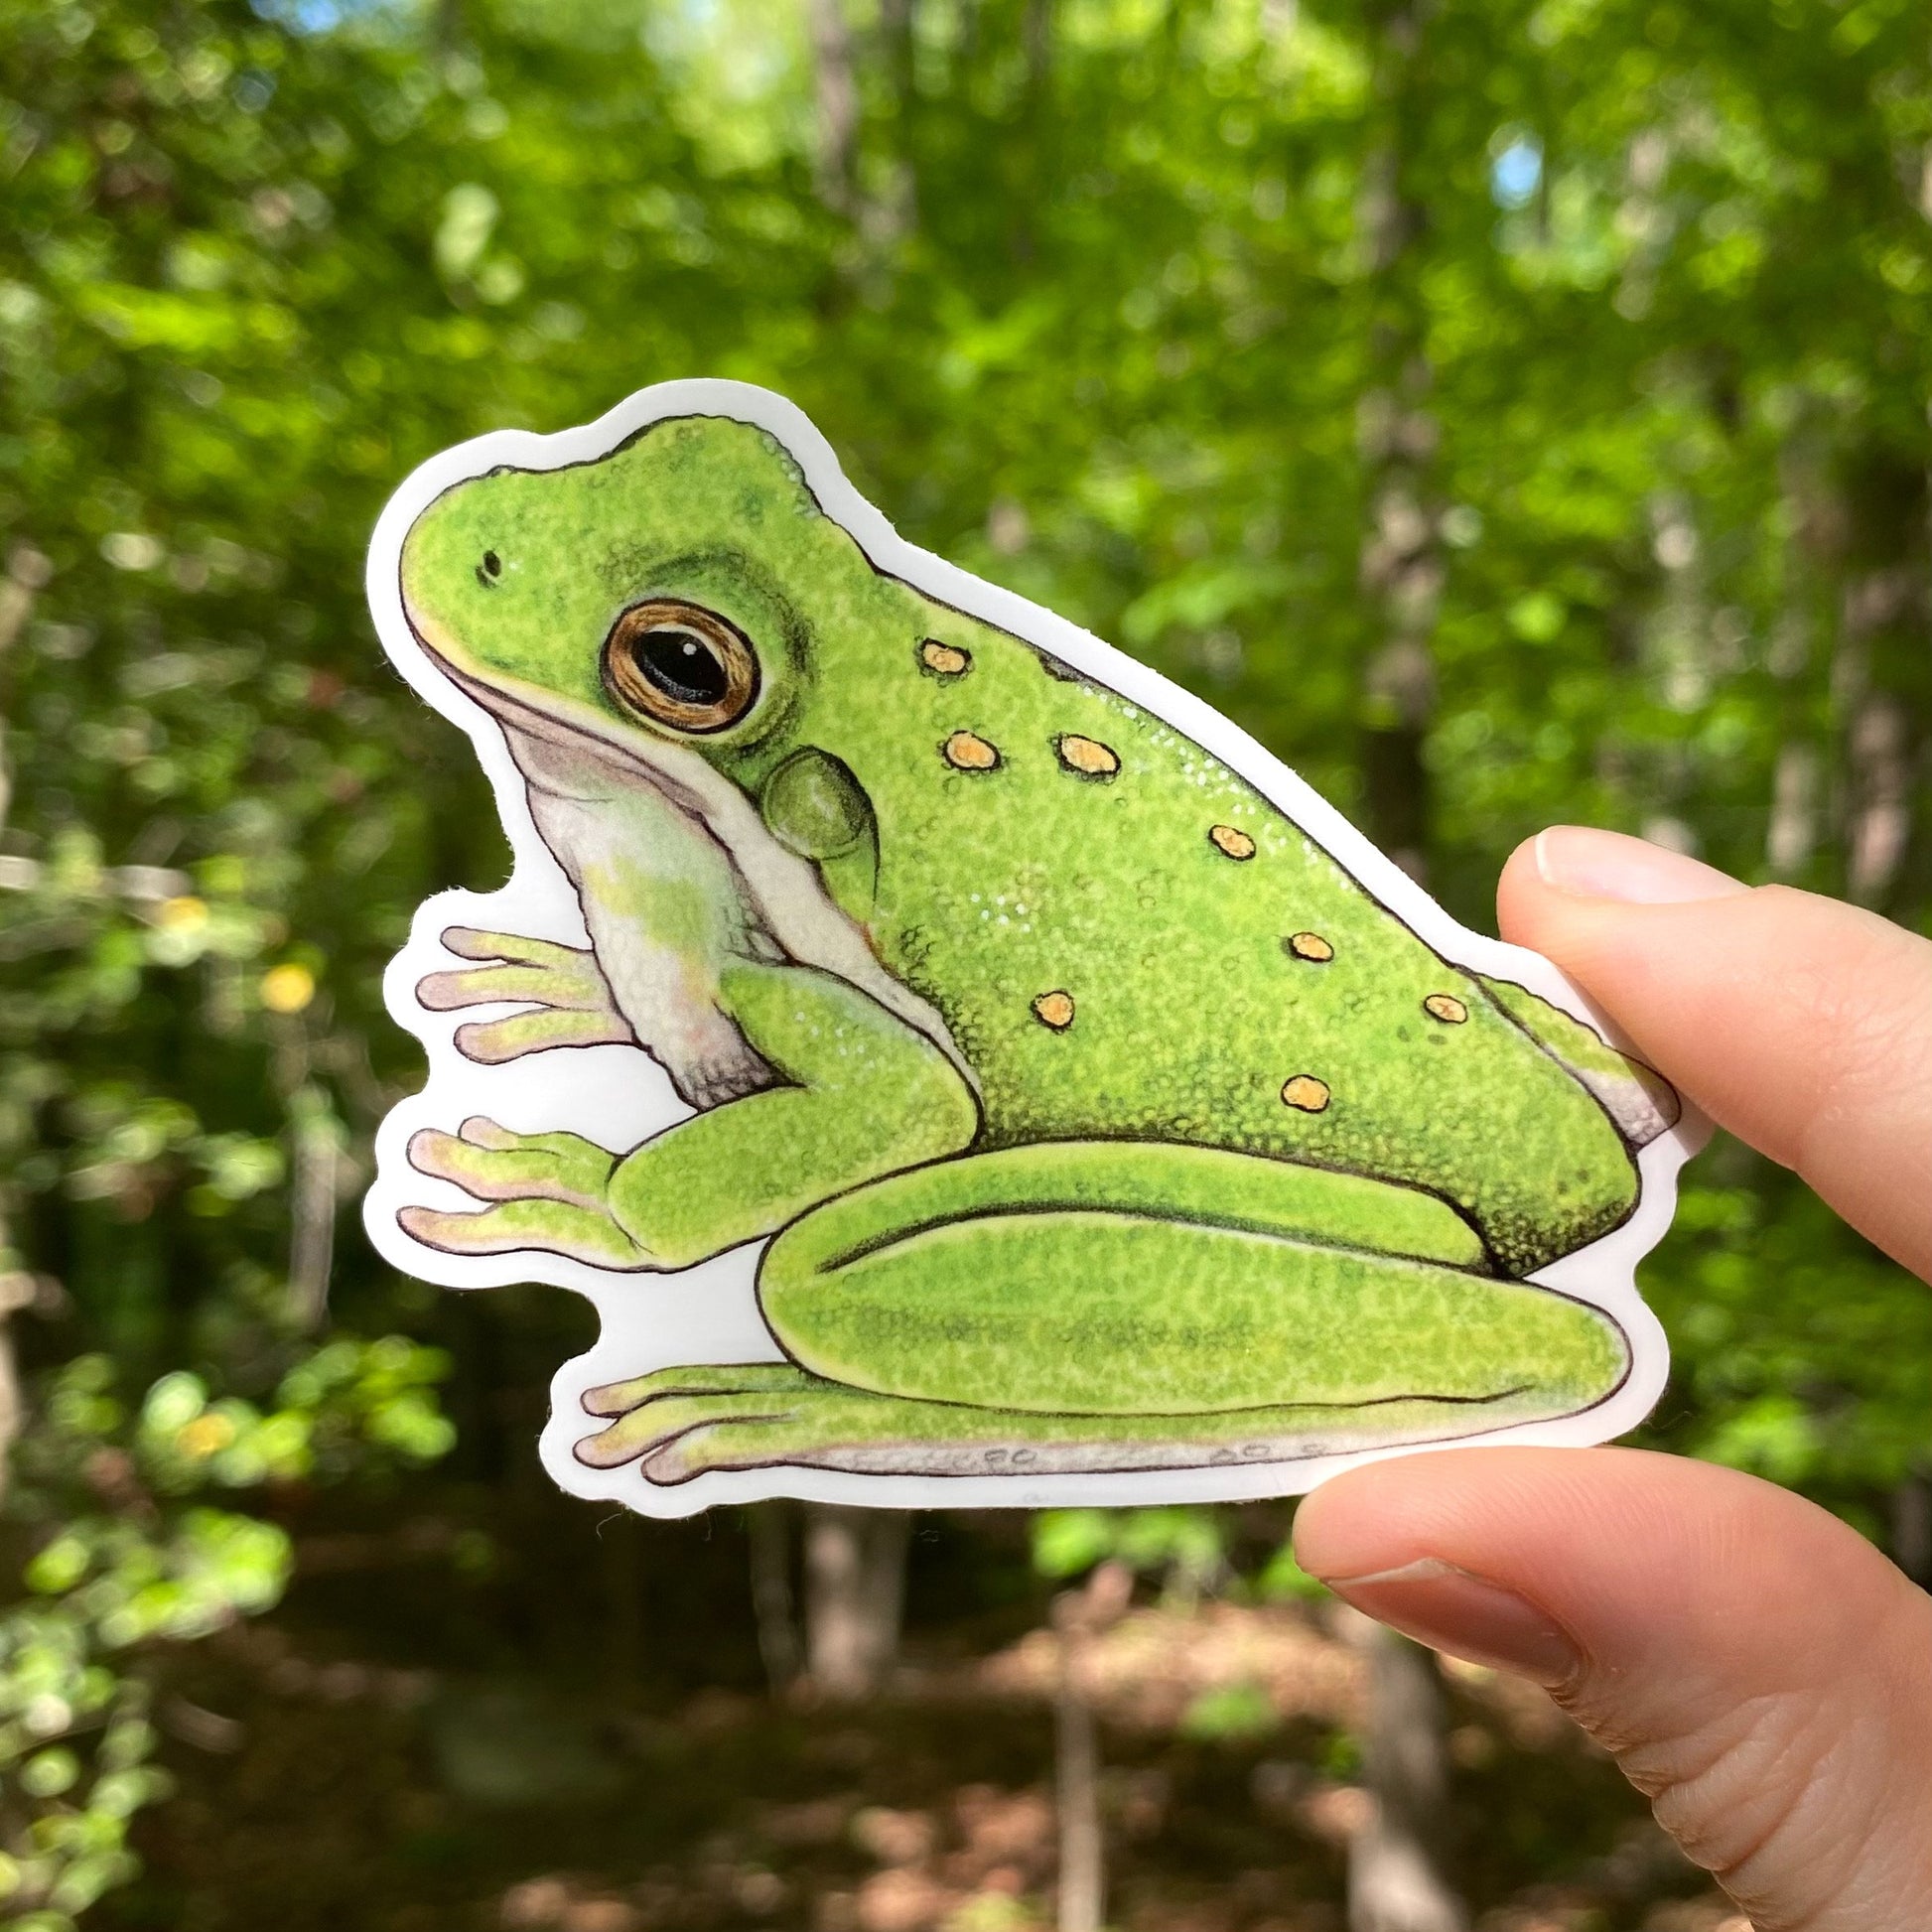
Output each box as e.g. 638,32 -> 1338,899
0,0 -> 1927,1912
1034,1507 -> 1229,1599
0,1326 -> 455,1917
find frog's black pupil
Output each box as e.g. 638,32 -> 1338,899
482,550 -> 501,577
635,626 -> 728,707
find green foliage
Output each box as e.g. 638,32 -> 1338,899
1034,1506 -> 1333,1606
1179,1679 -> 1279,1742
1033,1508 -> 1229,1599
0,0 -> 1927,1914
1253,1538 -> 1331,1604
1648,1170 -> 1932,1526
0,1340 -> 451,1926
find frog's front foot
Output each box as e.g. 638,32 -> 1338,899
400,1116 -> 652,1269
418,926 -> 634,1063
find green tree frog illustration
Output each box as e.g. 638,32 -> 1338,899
366,383 -> 1690,1504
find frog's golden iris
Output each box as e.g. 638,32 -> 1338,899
602,597 -> 759,736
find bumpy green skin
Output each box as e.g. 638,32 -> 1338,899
754,1146 -> 1624,1416
396,415 -> 1664,1482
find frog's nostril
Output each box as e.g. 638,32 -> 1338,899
476,549 -> 503,588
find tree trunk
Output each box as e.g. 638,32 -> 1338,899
1893,1469 -> 1932,1587
0,542 -> 53,1505
806,0 -> 860,216
287,1084 -> 343,1329
1023,0 -> 1053,95
802,1503 -> 909,1700
1050,1561 -> 1130,1932
748,1500 -> 803,1696
1765,738 -> 1820,877
1053,1612 -> 1103,1932
880,0 -> 919,227
1832,567 -> 1917,906
1343,1613 -> 1467,1932
1008,0 -> 1055,265
1846,687 -> 1911,903
1345,21 -> 1464,1916
1354,5 -> 1440,886
600,1507 -> 645,1700
1765,412 -> 1837,878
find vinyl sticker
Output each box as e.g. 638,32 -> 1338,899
363,381 -> 1701,1519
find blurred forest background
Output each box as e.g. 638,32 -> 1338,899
0,0 -> 1929,1926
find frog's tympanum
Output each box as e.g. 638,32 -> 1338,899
370,385 -> 1687,1500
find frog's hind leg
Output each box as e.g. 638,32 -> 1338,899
575,1143 -> 1633,1485
759,1142 -> 1630,1421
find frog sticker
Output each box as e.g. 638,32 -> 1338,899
364,380 -> 1696,1517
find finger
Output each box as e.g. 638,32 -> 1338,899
1296,1447 -> 1932,1931
1498,827 -> 1932,1280
454,1009 -> 633,1064
439,925 -> 590,968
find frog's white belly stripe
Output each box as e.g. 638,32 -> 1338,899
511,730 -> 776,1109
423,644 -> 973,1103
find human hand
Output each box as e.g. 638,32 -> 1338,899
1294,826 -> 1932,1930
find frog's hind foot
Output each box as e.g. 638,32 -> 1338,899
571,1363 -> 1626,1487
574,1364 -> 824,1478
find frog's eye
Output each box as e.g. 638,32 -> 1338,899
602,600 -> 760,736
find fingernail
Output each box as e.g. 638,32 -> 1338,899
1322,1559 -> 1582,1685
1534,826 -> 1750,905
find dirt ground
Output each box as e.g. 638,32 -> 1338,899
98,1480 -> 1740,1932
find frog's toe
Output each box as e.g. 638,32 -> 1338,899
574,1387 -> 814,1472
420,930 -> 633,1062
439,925 -> 538,961
419,936 -> 587,1011
406,1122 -> 530,1196
454,1007 -> 633,1063
437,925 -> 598,972
636,1419 -> 781,1484
580,1362 -> 815,1417
397,1197 -> 648,1270
406,1119 -> 614,1209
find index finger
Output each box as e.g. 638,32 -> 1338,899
1497,826 -> 1932,1282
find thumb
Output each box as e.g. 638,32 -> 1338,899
1496,825 -> 1932,1279
1295,1448 -> 1932,1930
